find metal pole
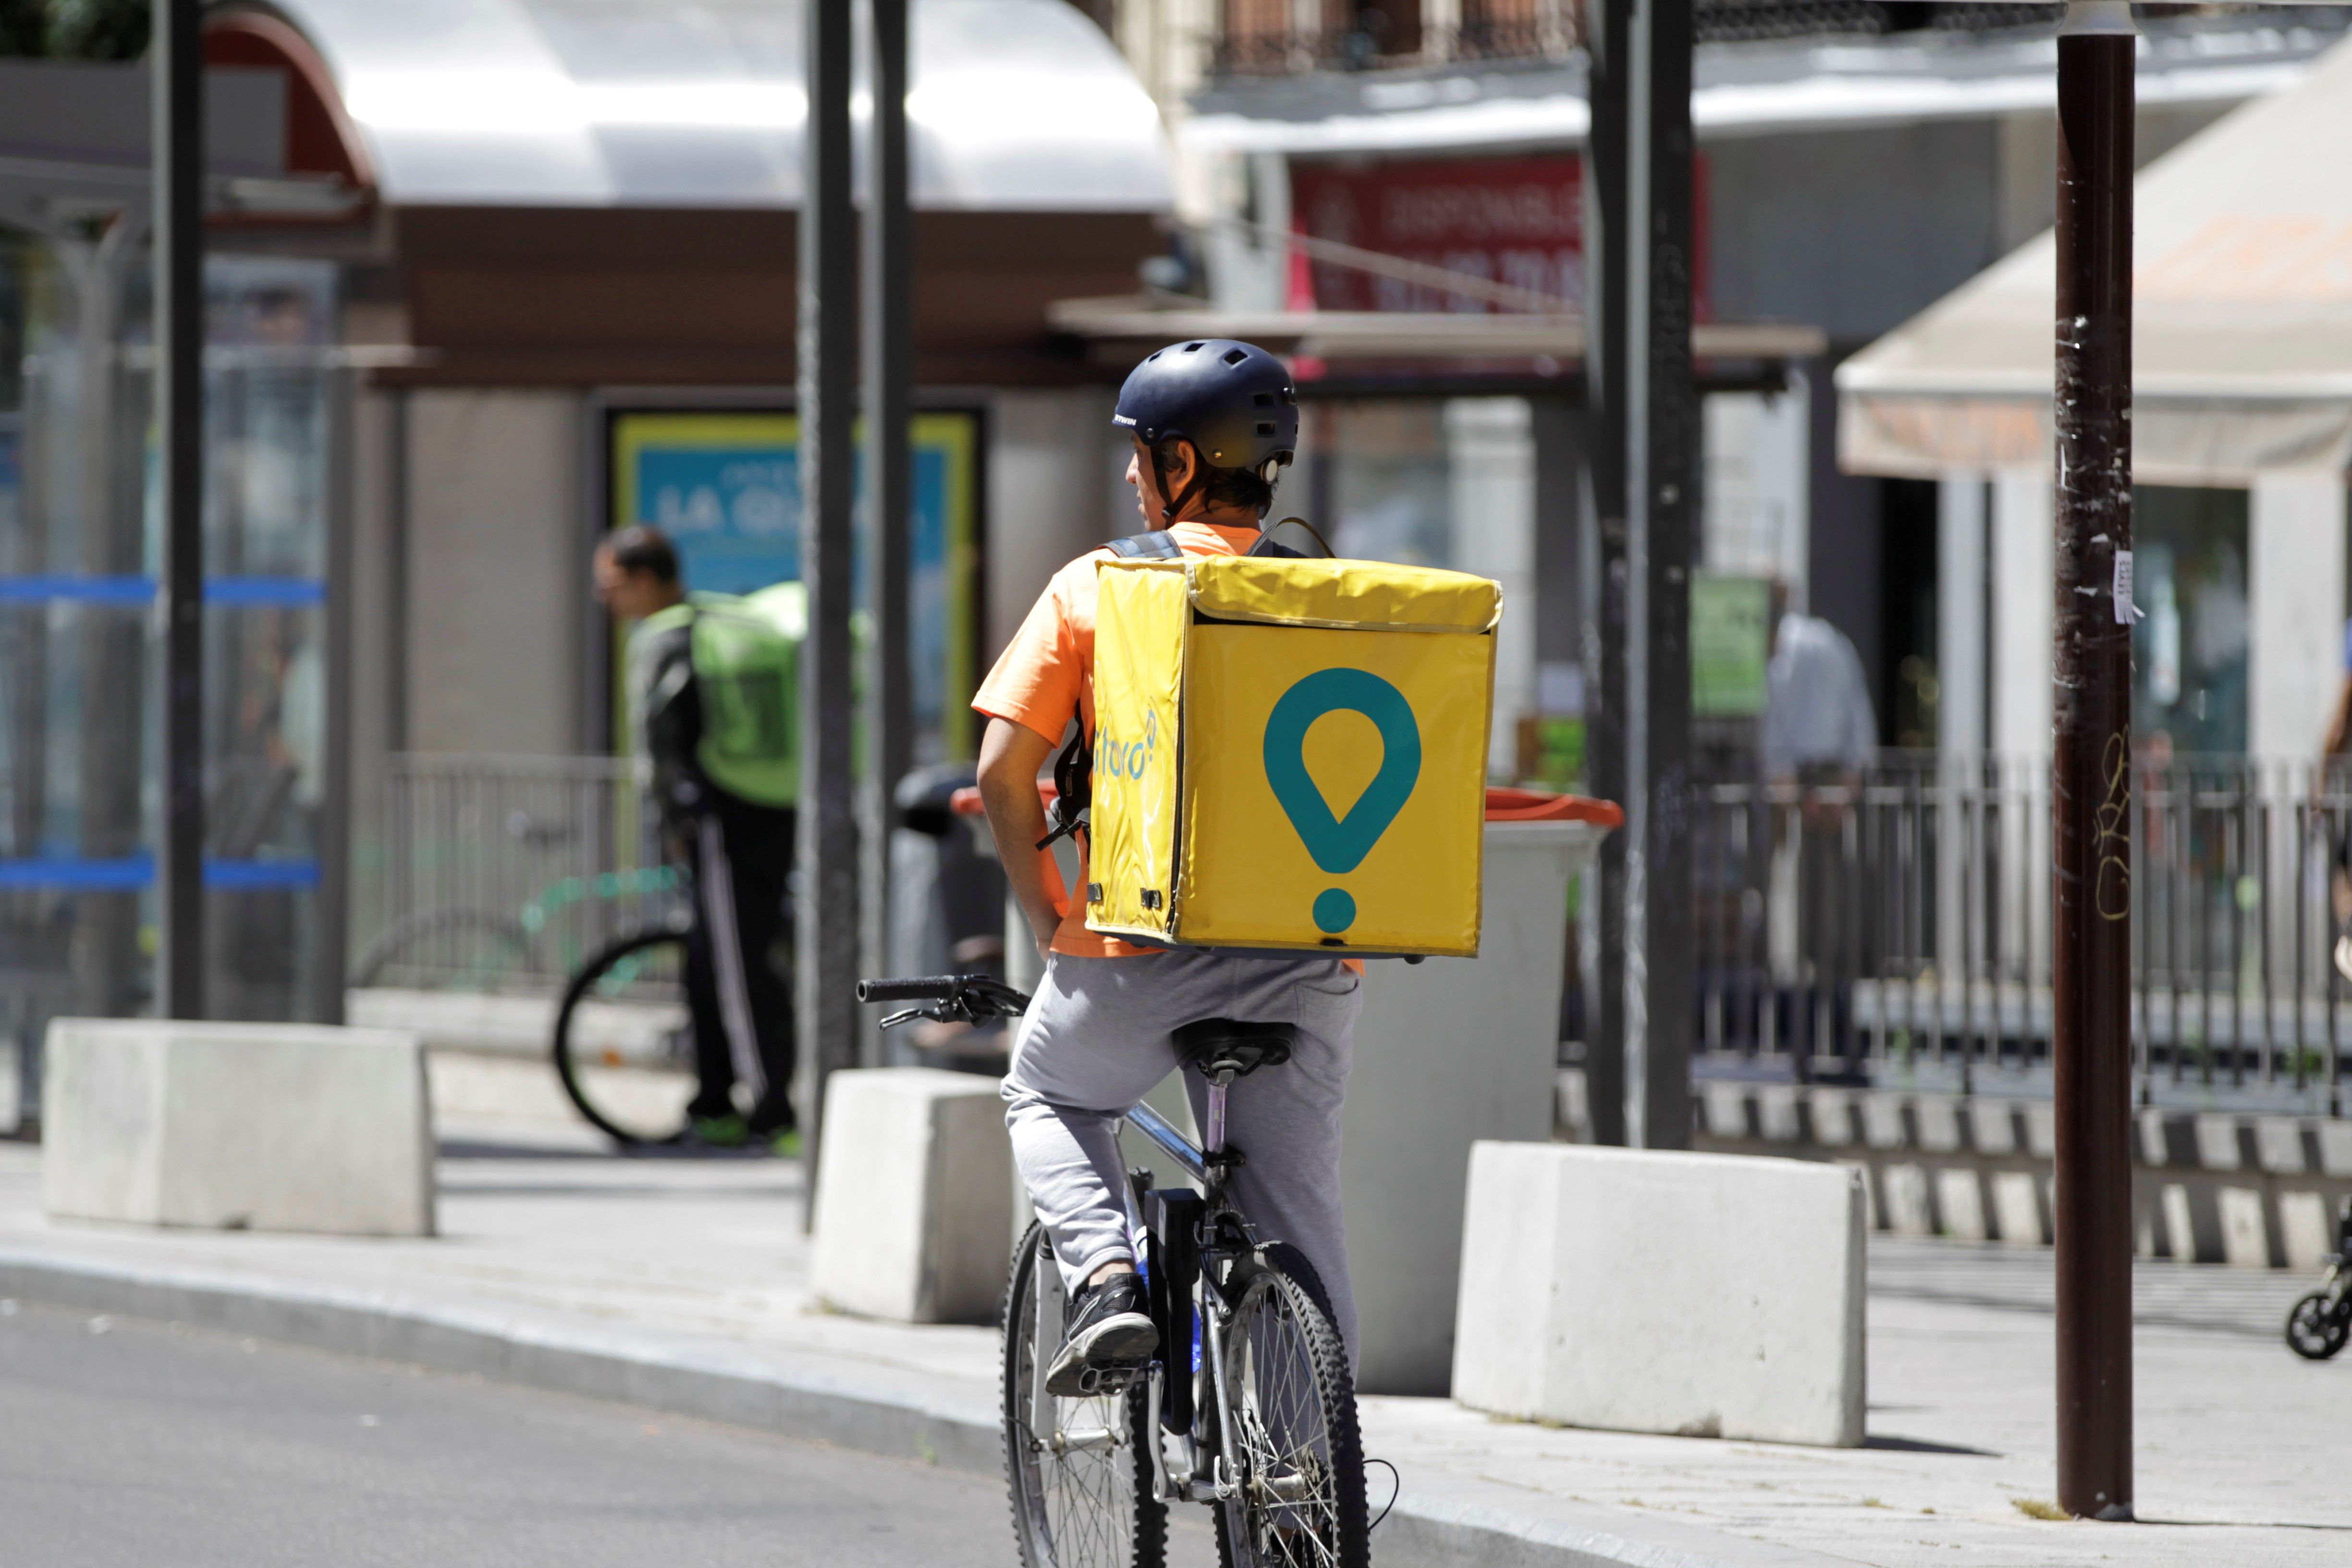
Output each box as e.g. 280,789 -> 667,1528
1630,0 -> 1697,1150
155,0 -> 205,1020
2051,0 -> 2135,1521
1591,0 -> 1697,1149
313,366 -> 354,1026
799,0 -> 861,1194
861,0 -> 913,1068
1582,0 -> 1630,1148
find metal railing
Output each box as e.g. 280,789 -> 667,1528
1691,752 -> 2351,1117
370,754 -> 681,993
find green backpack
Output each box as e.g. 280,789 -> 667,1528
645,584 -> 805,809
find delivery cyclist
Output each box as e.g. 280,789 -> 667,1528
973,340 -> 1363,1395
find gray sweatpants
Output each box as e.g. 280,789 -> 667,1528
1002,948 -> 1363,1360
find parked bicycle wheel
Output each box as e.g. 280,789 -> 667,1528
1212,1242 -> 1367,1568
1003,1221 -> 1165,1568
2284,1290 -> 2349,1360
551,926 -> 698,1146
351,907 -> 537,991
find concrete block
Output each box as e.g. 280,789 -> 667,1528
1881,1163 -> 1934,1235
810,1068 -> 1013,1324
1991,1170 -> 2046,1245
2217,1186 -> 2275,1268
0,1036 -> 18,1135
1935,1167 -> 1988,1241
41,1018 -> 434,1237
1860,1092 -> 1908,1150
2022,1099 -> 2057,1160
1756,1085 -> 1803,1142
2319,1121 -> 2352,1177
1341,821 -> 1589,1396
1966,1099 -> 2022,1156
1912,1094 -> 1963,1153
1808,1087 -> 1862,1147
2195,1114 -> 2255,1172
1453,1143 -> 1865,1447
2140,1110 -> 2197,1168
1699,1080 -> 1751,1140
2254,1117 -> 2311,1175
2278,1190 -> 2336,1271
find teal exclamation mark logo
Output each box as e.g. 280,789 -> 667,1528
1262,668 -> 1422,934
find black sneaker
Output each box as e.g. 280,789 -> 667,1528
1045,1272 -> 1157,1397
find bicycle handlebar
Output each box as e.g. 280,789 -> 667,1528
856,976 -> 966,1003
858,972 -> 1034,1028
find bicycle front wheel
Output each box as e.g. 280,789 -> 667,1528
1004,1222 -> 1165,1568
551,927 -> 698,1147
1213,1242 -> 1368,1568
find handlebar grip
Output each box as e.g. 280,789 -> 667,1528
857,976 -> 967,1004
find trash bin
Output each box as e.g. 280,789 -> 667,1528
1339,788 -> 1620,1396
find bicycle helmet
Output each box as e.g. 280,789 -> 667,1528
1113,339 -> 1298,478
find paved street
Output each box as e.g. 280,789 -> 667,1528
0,1296 -> 1021,1568
0,1058 -> 2346,1566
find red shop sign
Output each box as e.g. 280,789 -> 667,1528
1288,153 -> 1707,318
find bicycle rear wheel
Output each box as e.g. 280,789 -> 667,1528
1212,1242 -> 1367,1568
551,927 -> 698,1146
351,907 -> 536,991
1004,1222 -> 1165,1568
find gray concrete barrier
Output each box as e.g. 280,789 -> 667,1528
1340,819 -> 1604,1396
810,1068 -> 1014,1324
41,1018 -> 434,1237
1453,1142 -> 1866,1448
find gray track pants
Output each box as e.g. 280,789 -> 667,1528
1002,948 -> 1363,1360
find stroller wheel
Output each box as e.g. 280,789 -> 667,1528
2284,1291 -> 2349,1360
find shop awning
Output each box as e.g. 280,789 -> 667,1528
273,0 -> 1172,212
1048,298 -> 1826,368
1838,35 -> 2352,485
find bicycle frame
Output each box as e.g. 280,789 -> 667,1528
1115,1077 -> 1266,1507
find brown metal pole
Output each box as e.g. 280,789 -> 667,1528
2052,0 -> 2135,1522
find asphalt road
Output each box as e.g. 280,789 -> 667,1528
0,1297 -> 1029,1568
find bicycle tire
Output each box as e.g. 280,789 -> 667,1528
351,907 -> 536,990
2284,1290 -> 2349,1360
551,926 -> 697,1147
1212,1241 -> 1368,1568
1004,1221 -> 1166,1568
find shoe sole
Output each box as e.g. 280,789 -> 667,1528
1044,1314 -> 1158,1398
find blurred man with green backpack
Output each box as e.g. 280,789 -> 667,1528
594,525 -> 800,1152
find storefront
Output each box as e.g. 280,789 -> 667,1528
0,0 -> 1175,1095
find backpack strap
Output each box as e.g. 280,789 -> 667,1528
1105,529 -> 1183,560
1038,531 -> 1181,850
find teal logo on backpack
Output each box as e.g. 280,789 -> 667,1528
1262,668 -> 1421,934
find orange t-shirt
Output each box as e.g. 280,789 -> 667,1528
973,522 -> 1262,959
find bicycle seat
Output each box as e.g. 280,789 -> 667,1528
1173,1018 -> 1295,1079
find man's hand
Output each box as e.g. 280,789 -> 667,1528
978,717 -> 1065,957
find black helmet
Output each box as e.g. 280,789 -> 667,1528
1113,339 -> 1298,477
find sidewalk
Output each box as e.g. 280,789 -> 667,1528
1,1053 -> 2346,1567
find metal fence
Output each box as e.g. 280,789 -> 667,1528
368,754 -> 681,993
1692,752 -> 2352,1116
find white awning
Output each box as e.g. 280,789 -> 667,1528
274,0 -> 1174,212
1180,20 -> 2341,159
1838,35 -> 2352,484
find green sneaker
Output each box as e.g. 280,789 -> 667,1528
769,1127 -> 803,1159
691,1112 -> 750,1149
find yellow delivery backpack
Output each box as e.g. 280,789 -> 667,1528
1087,554 -> 1499,957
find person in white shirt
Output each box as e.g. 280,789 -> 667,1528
1757,583 -> 1878,1072
1761,586 -> 1877,786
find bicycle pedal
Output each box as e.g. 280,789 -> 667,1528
1073,1363 -> 1143,1397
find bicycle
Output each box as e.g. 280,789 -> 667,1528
859,972 -> 1370,1568
2284,1199 -> 2352,1361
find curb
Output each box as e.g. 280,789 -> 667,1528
0,1248 -> 1782,1568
